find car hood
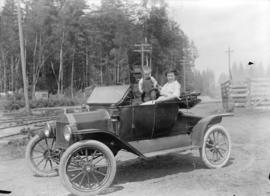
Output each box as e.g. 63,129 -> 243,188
57,109 -> 111,131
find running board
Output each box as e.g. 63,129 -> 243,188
142,145 -> 200,159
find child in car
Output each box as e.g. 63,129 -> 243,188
138,66 -> 158,102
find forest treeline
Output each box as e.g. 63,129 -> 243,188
7,0 -> 255,103
0,0 -> 203,98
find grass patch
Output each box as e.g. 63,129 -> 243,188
4,95 -> 84,111
0,136 -> 30,160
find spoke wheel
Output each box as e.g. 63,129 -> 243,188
59,140 -> 116,196
26,134 -> 59,177
200,125 -> 231,169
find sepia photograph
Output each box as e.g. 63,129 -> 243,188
0,0 -> 270,195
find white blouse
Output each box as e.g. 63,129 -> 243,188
160,80 -> 181,98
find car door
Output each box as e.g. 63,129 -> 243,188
118,104 -> 155,141
153,102 -> 179,138
132,104 -> 155,140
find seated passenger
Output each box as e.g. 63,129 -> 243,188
141,69 -> 180,105
138,66 -> 158,102
156,69 -> 181,103
150,88 -> 160,100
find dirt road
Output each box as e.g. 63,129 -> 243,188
1,109 -> 270,196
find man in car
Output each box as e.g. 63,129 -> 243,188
138,66 -> 158,102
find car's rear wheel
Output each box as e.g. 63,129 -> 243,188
200,125 -> 231,168
59,140 -> 116,196
25,134 -> 59,177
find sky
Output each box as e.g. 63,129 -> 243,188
0,0 -> 5,11
167,0 -> 270,77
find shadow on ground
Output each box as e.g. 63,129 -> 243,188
114,153 -> 203,185
114,153 -> 233,185
98,153 -> 234,195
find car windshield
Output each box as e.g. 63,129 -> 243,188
86,85 -> 130,105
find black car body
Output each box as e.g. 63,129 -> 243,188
26,85 -> 231,196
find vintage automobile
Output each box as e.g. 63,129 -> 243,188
25,85 -> 231,196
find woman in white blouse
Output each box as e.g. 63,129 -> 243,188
156,69 -> 181,102
141,69 -> 181,105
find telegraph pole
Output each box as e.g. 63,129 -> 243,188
247,61 -> 254,108
180,56 -> 187,92
134,38 -> 152,69
181,48 -> 190,93
17,0 -> 30,114
225,47 -> 233,80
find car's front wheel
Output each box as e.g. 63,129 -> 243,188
25,134 -> 59,177
200,124 -> 231,168
59,140 -> 116,196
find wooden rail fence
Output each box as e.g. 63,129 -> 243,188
221,77 -> 270,110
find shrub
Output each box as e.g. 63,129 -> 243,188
4,96 -> 81,111
4,99 -> 25,111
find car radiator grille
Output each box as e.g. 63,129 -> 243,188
55,122 -> 69,149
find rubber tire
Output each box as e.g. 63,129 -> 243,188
59,140 -> 116,196
200,124 -> 231,169
25,134 -> 58,177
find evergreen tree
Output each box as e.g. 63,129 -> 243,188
0,0 -> 199,97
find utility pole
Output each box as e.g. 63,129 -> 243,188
117,63 -> 120,83
180,56 -> 187,92
247,61 -> 254,108
181,48 -> 190,93
17,0 -> 30,114
134,38 -> 152,69
225,47 -> 233,80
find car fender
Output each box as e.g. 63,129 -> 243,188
36,124 -> 56,138
191,113 -> 232,147
73,129 -> 145,158
37,130 -> 47,138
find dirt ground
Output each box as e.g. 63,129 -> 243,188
1,108 -> 270,196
